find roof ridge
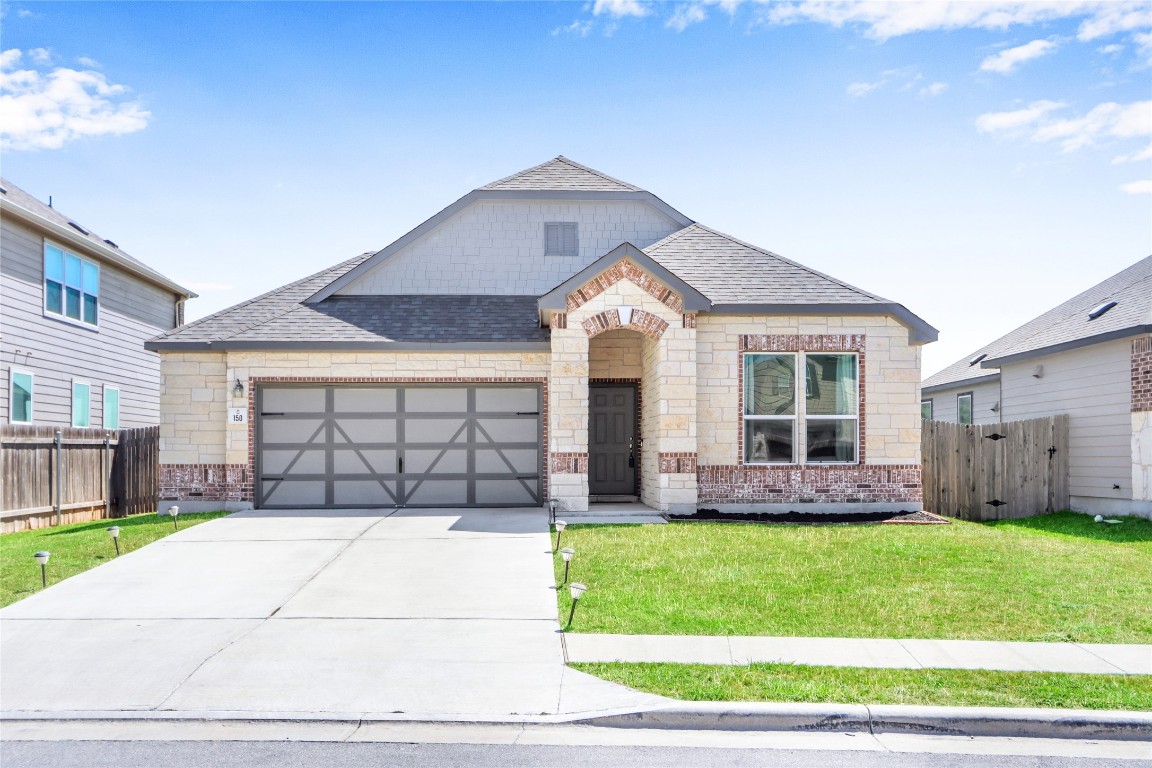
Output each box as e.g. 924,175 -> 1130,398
683,223 -> 891,303
551,155 -> 643,192
153,252 -> 372,341
478,156 -> 642,192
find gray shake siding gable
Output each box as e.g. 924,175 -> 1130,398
0,180 -> 193,428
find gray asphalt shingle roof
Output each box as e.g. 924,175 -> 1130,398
0,177 -> 191,296
923,255 -> 1152,389
643,224 -> 891,305
480,156 -> 643,192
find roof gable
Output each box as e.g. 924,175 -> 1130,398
923,255 -> 1152,389
480,156 -> 642,192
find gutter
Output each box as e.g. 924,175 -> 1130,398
145,340 -> 552,352
981,325 -> 1152,368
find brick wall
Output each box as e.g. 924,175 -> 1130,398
698,465 -> 922,505
160,463 -> 250,502
1133,336 -> 1152,412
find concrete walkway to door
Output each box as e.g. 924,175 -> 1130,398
0,508 -> 663,720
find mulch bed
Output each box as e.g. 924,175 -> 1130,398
668,509 -> 950,526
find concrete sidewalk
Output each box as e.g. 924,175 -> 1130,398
563,633 -> 1152,675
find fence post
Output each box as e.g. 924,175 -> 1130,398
54,429 -> 63,526
104,433 -> 112,519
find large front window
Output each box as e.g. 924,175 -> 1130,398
45,243 -> 99,325
744,352 -> 858,464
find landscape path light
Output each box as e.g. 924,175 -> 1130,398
554,520 -> 567,551
560,548 -> 575,584
107,526 -> 121,556
565,582 -> 588,629
169,505 -> 180,531
547,498 -> 558,526
34,551 -> 50,588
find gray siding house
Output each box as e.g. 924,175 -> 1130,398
922,256 -> 1152,518
1,179 -> 194,429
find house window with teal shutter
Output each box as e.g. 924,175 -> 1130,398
45,243 -> 99,326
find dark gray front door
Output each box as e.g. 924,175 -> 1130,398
588,385 -> 636,496
256,384 -> 541,508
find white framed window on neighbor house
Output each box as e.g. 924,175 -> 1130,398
957,392 -> 973,425
44,242 -> 100,327
104,385 -> 121,430
743,352 -> 859,464
544,222 -> 578,256
10,370 -> 34,424
72,380 -> 92,427
921,399 -> 933,420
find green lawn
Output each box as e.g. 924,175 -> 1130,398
573,663 -> 1152,711
553,512 -> 1152,643
1,511 -> 230,607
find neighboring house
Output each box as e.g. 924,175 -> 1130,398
146,157 -> 936,514
0,179 -> 195,429
922,256 -> 1152,518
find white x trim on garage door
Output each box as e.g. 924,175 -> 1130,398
256,385 -> 541,508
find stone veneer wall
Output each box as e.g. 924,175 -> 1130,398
1132,336 -> 1152,506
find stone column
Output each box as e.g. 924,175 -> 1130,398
549,321 -> 590,512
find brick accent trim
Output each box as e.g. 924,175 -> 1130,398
1133,337 -> 1152,412
161,464 -> 250,502
683,313 -> 697,329
566,258 -> 684,313
659,452 -> 697,474
738,334 -> 867,465
552,312 -> 567,329
582,308 -> 669,341
244,376 -> 549,505
698,464 -> 921,504
551,452 -> 588,474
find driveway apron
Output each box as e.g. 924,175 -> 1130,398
0,508 -> 660,718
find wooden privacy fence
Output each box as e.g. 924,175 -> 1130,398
921,415 -> 1069,521
0,425 -> 159,533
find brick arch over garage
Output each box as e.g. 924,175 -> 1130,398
582,308 -> 669,340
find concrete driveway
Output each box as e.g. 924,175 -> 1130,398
0,508 -> 661,719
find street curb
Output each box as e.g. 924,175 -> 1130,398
581,702 -> 1152,741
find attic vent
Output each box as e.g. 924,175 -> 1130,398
103,239 -> 119,249
68,221 -> 90,235
968,353 -> 987,366
544,222 -> 578,257
1088,301 -> 1117,320
0,186 -> 7,194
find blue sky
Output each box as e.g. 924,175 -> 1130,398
2,1 -> 1149,376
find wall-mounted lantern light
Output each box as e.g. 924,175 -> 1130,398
107,526 -> 121,556
34,551 -> 50,587
554,520 -> 567,551
232,379 -> 245,398
618,305 -> 634,325
560,547 -> 575,584
565,582 -> 588,629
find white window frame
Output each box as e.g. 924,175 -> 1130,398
9,369 -> 34,424
544,222 -> 579,257
957,392 -> 974,425
103,385 -> 121,430
44,240 -> 100,329
921,399 -> 933,420
72,380 -> 92,427
743,351 -> 860,466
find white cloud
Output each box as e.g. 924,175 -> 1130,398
1135,31 -> 1152,65
920,81 -> 949,97
1112,142 -> 1152,163
1097,43 -> 1124,55
846,80 -> 881,98
980,39 -> 1058,73
77,56 -> 101,68
978,99 -> 1152,152
28,47 -> 51,65
1120,179 -> 1152,194
667,4 -> 708,32
551,20 -> 593,37
0,49 -> 151,151
1076,2 -> 1152,40
976,100 -> 1066,133
593,0 -> 649,18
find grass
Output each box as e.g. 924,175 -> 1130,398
553,511 -> 1152,643
0,511 -> 230,607
572,662 -> 1152,711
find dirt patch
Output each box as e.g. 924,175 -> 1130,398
669,509 -> 950,525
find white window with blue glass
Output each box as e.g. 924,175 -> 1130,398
104,385 -> 120,429
72,380 -> 92,427
10,370 -> 34,424
44,243 -> 99,326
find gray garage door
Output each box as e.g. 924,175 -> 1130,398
257,385 -> 541,508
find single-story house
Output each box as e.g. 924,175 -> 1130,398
1,178 -> 194,429
922,255 -> 1151,518
146,157 -> 936,514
